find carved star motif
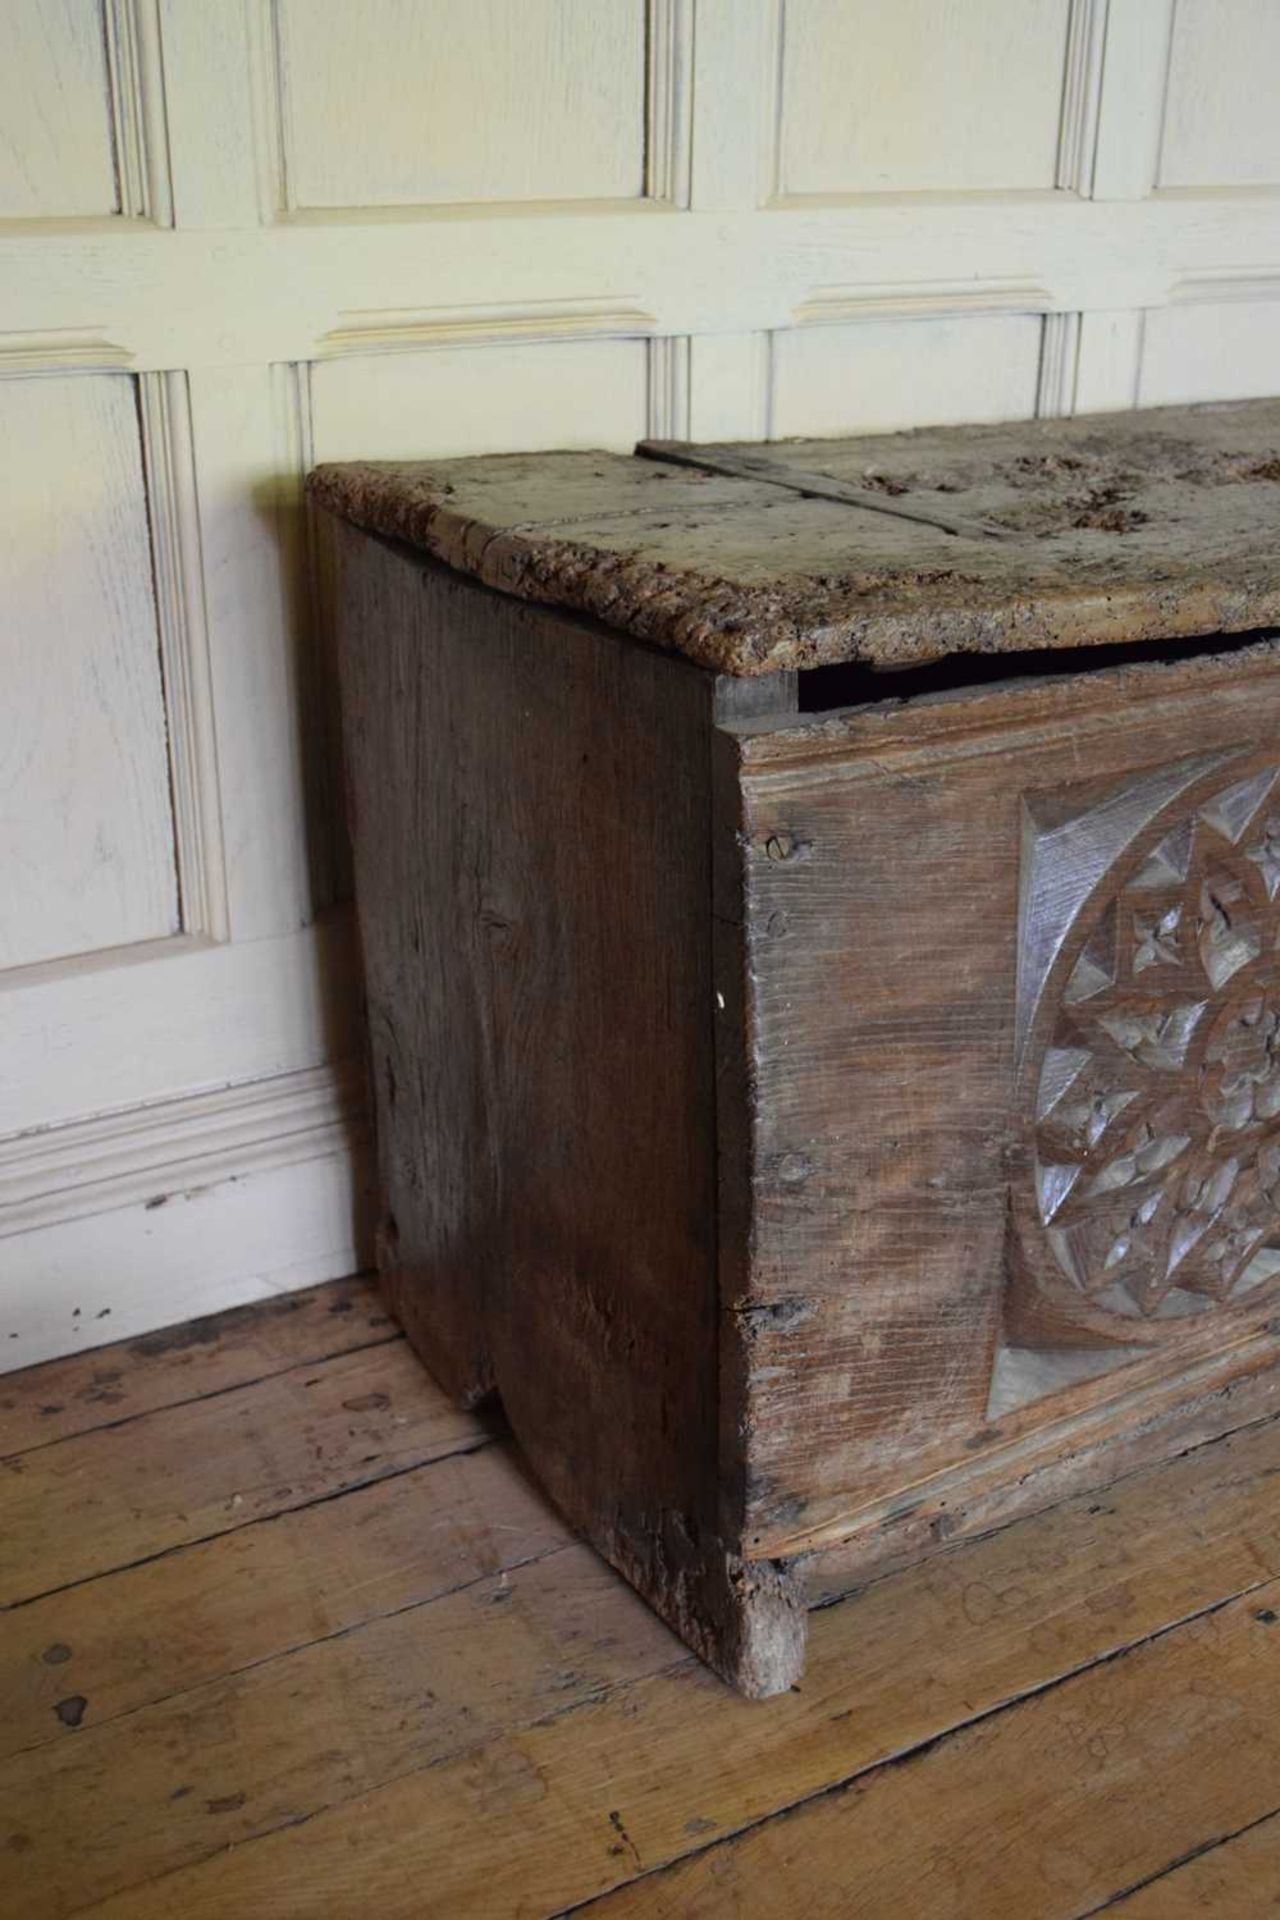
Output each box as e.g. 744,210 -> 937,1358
1033,767 -> 1280,1319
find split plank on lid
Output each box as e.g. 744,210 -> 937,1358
62,1409 -> 1280,1919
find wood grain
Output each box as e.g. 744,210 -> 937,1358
1109,1810 -> 1280,1915
59,1381 -> 1280,1919
328,521 -> 804,1693
309,400 -> 1280,675
0,1340 -> 483,1605
592,1586 -> 1280,1916
0,1441 -> 562,1762
325,441 -> 1280,1689
0,1273 -> 390,1456
730,641 -> 1280,1556
0,1546 -> 681,1920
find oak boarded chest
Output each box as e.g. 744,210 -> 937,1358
312,400 -> 1280,1695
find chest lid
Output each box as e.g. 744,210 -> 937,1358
308,400 -> 1280,678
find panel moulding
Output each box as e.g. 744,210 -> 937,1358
1037,310 -> 1083,417
137,370 -> 229,942
1054,0 -> 1109,197
257,0 -> 689,222
645,0 -> 695,208
759,0 -> 787,205
1092,0 -> 1176,201
792,279 -> 1056,328
246,0 -> 292,221
0,332 -> 132,375
647,335 -> 692,440
0,357 -> 222,987
766,0 -> 1108,207
316,298 -> 657,359
1167,270 -> 1280,307
102,0 -> 173,224
285,358 -> 349,917
0,1059 -> 368,1241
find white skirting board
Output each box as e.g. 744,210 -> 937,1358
0,1150 -> 369,1372
0,1063 -> 372,1371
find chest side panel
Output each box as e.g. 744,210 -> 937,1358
328,520 -> 796,1675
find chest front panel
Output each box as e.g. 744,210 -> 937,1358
728,648 -> 1280,1558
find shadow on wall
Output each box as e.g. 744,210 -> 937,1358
252,464 -> 374,1272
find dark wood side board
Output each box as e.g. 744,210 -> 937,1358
326,521 -> 804,1690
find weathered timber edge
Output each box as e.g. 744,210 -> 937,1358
309,462 -> 1280,677
308,401 -> 1280,675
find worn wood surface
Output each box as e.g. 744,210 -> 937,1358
0,1274 -> 391,1456
594,1584 -> 1280,1917
4,1279 -> 1280,1916
0,1442 -> 562,1766
729,639 -> 1280,1558
326,485 -> 1280,1690
0,1335 -> 482,1608
327,521 -> 803,1693
308,400 -> 1280,675
1108,1812 -> 1280,1915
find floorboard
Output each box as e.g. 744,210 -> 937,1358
1,1278 -> 1278,1917
1103,1810 -> 1280,1915
0,1341 -> 482,1607
0,1276 -> 394,1457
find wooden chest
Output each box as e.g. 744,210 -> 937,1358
312,401 -> 1280,1696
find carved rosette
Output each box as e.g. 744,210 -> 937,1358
1010,754 -> 1280,1348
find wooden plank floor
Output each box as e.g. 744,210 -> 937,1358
3,1279 -> 1280,1917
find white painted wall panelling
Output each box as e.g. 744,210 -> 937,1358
1159,0 -> 1280,189
775,0 -> 1073,198
309,336 -> 651,461
0,0 -> 120,217
0,372 -> 178,970
0,1151 -> 365,1364
0,0 -> 171,224
274,0 -> 650,211
770,312 -> 1046,438
1141,295 -> 1280,405
0,917 -> 358,1138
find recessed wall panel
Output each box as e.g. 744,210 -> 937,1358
777,0 -> 1070,197
0,0 -> 119,217
0,374 -> 178,970
771,314 -> 1045,438
1159,0 -> 1280,189
276,0 -> 647,209
1140,300 -> 1280,405
309,337 -> 650,461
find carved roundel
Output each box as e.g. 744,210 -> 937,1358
1013,754 -> 1280,1343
